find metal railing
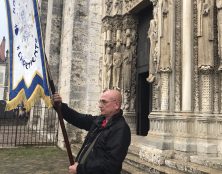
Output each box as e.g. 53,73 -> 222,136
0,102 -> 59,147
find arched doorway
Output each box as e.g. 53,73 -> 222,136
136,5 -> 153,136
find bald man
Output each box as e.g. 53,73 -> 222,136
52,90 -> 131,174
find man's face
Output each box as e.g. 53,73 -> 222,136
98,91 -> 119,118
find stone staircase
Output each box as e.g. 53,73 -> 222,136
122,136 -> 222,174
70,139 -> 222,174
122,143 -> 222,174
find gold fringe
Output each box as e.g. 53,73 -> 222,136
6,85 -> 52,112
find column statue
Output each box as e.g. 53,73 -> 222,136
197,0 -> 214,70
123,29 -> 133,91
103,45 -> 113,89
114,0 -> 123,15
113,43 -> 122,89
147,19 -> 158,83
105,0 -> 113,16
159,0 -> 171,71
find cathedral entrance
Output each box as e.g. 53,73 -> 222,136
136,5 -> 153,136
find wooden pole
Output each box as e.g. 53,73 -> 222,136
46,57 -> 74,165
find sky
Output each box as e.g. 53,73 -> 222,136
0,0 -> 9,51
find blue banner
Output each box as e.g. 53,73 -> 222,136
5,0 -> 52,111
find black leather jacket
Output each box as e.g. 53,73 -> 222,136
61,103 -> 131,174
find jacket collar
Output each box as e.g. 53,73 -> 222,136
95,109 -> 123,128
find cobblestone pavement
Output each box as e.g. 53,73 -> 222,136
0,147 -> 70,174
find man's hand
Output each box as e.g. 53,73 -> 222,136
51,92 -> 62,106
69,162 -> 79,174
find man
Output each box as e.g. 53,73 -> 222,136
52,89 -> 131,174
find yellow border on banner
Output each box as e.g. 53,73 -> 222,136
6,84 -> 52,112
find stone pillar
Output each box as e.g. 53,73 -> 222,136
122,15 -> 137,134
182,0 -> 193,112
45,0 -> 63,88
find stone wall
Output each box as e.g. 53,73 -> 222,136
57,0 -> 103,147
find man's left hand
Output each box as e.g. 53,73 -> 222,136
69,162 -> 78,174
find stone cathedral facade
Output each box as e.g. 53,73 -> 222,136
40,0 -> 222,172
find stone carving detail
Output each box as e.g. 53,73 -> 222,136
200,74 -> 213,113
103,43 -> 113,89
123,28 -> 133,91
160,72 -> 169,111
159,0 -> 172,72
122,15 -> 137,111
217,0 -> 222,70
174,0 -> 182,112
197,0 -> 214,70
147,19 -> 158,83
112,43 -> 122,88
105,0 -> 113,16
114,0 -> 123,15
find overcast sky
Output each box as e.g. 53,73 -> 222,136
0,0 -> 9,50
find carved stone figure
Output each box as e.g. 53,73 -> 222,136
114,0 -> 123,15
147,19 -> 158,83
113,43 -> 122,88
123,29 -> 133,91
159,0 -> 171,71
197,0 -> 214,70
105,0 -> 113,16
103,45 -> 113,89
217,0 -> 222,70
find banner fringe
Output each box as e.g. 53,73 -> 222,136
6,85 -> 52,112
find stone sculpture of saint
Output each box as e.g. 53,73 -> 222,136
103,45 -> 113,89
217,0 -> 222,70
197,0 -> 214,69
114,0 -> 122,15
147,19 -> 158,83
159,0 -> 171,71
123,29 -> 133,91
113,43 -> 122,88
105,0 -> 113,16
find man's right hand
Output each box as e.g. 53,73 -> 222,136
51,92 -> 62,106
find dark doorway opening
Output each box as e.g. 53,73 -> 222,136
135,5 -> 153,136
136,72 -> 151,135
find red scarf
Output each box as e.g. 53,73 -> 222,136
101,119 -> 107,128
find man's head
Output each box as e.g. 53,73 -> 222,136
98,89 -> 122,119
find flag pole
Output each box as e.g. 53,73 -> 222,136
45,56 -> 74,165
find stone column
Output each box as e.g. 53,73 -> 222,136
56,0 -> 74,149
158,0 -> 173,112
122,15 -> 137,133
182,0 -> 193,111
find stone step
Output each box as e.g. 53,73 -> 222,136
165,159 -> 222,174
190,155 -> 222,171
124,153 -> 186,174
122,162 -> 146,174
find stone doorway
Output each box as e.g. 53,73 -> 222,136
135,5 -> 153,136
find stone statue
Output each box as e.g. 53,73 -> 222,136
113,43 -> 122,88
159,0 -> 171,71
114,0 -> 123,15
217,0 -> 222,70
103,45 -> 113,89
105,0 -> 113,16
123,29 -> 133,90
147,19 -> 158,83
197,0 -> 214,70
123,29 -> 133,91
